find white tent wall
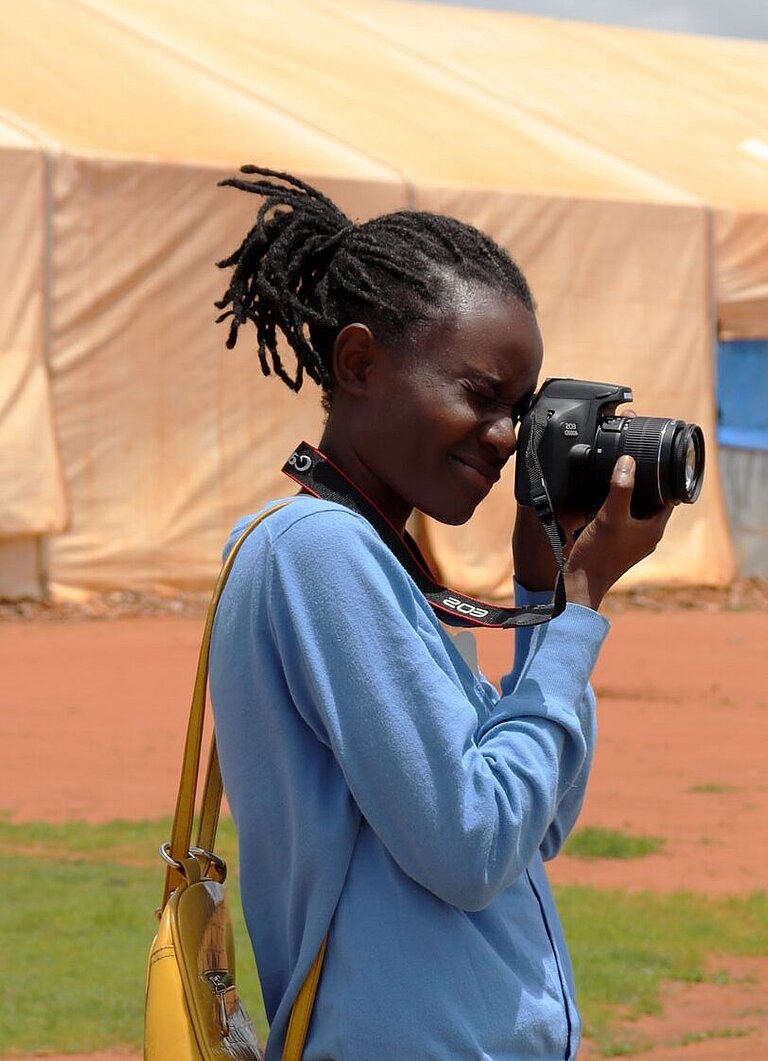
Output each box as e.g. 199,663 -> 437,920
413,185 -> 732,593
0,128 -> 67,599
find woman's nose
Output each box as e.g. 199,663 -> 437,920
481,415 -> 518,459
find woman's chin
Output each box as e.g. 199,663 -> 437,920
422,500 -> 481,527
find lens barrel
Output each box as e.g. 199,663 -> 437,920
594,416 -> 705,515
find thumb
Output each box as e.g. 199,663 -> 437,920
603,455 -> 636,520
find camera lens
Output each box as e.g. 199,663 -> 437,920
685,439 -> 697,490
594,416 -> 705,515
674,423 -> 705,502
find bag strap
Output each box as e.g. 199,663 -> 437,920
281,937 -> 329,1061
162,502 -> 291,904
159,499 -> 325,1060
195,736 -> 223,857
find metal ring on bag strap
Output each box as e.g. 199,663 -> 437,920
159,841 -> 227,879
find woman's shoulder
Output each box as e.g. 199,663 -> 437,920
223,497 -> 430,632
224,495 -> 379,560
226,495 -> 422,612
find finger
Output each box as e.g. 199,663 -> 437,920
557,512 -> 590,540
602,455 -> 636,520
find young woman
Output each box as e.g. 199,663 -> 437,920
209,167 -> 672,1060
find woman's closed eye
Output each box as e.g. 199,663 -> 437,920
463,379 -> 495,403
463,380 -> 531,425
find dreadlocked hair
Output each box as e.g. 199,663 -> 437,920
215,166 -> 535,400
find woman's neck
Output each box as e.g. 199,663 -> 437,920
317,421 -> 412,535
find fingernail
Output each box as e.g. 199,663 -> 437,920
617,455 -> 633,480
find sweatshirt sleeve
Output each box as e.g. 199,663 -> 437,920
266,509 -> 609,910
501,578 -> 559,696
501,579 -> 604,861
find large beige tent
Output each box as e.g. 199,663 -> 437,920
3,0 -> 765,599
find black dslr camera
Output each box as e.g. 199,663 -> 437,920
514,378 -> 705,518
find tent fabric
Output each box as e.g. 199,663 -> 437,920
2,0 -> 760,596
0,135 -> 66,536
42,160 -> 731,595
0,119 -> 67,597
715,211 -> 768,341
335,0 -> 768,340
30,0 -> 695,202
45,157 -> 406,590
0,0 -> 403,181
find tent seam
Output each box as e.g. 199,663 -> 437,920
0,108 -> 62,154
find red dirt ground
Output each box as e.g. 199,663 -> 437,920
2,607 -> 767,1059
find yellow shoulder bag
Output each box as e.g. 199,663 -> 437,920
144,503 -> 327,1060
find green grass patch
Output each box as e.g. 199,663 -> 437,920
1,819 -> 767,1058
673,1026 -> 753,1046
556,885 -> 768,1055
689,782 -> 739,794
0,815 -> 239,866
0,819 -> 266,1055
563,825 -> 665,860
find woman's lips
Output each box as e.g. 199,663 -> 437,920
452,455 -> 501,490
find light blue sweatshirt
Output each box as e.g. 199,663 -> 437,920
209,496 -> 609,1060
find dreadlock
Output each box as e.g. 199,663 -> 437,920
215,166 -> 535,400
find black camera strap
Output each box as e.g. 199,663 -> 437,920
281,426 -> 566,629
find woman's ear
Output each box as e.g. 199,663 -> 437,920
332,323 -> 379,397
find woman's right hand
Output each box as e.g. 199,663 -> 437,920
563,455 -> 674,611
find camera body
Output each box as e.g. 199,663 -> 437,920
514,378 -> 705,518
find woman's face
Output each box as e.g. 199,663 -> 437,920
333,279 -> 544,531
